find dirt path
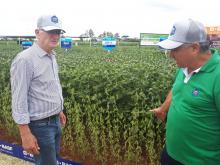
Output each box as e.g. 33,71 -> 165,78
0,152 -> 33,165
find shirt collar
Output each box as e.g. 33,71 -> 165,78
33,43 -> 56,58
182,67 -> 201,76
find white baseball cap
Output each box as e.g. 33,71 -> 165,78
157,19 -> 207,50
37,15 -> 65,33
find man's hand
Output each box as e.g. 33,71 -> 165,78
21,132 -> 40,155
59,111 -> 66,126
18,125 -> 40,155
149,107 -> 167,121
150,90 -> 172,121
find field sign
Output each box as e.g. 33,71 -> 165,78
102,36 -> 116,51
61,38 -> 73,49
140,33 -> 168,46
21,41 -> 32,49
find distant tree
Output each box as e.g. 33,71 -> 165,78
114,33 -> 120,39
88,29 -> 95,38
103,31 -> 107,37
98,31 -> 114,38
80,32 -> 89,41
107,32 -> 113,37
98,33 -> 104,38
85,30 -> 90,37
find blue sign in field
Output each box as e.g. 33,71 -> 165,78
102,36 -> 116,51
61,38 -> 73,49
21,41 -> 33,50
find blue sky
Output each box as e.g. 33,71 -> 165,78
0,0 -> 219,37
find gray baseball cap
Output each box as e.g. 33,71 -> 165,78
157,19 -> 207,50
37,15 -> 65,33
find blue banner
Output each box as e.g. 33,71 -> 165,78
61,38 -> 73,49
102,36 -> 116,51
0,140 -> 83,165
21,41 -> 33,49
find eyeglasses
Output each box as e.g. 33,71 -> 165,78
40,29 -> 64,35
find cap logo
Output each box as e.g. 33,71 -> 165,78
170,26 -> 176,36
51,16 -> 58,23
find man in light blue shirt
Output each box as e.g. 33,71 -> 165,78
10,14 -> 66,165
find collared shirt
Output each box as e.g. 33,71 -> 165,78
182,67 -> 201,83
10,43 -> 63,124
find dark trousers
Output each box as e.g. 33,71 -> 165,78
161,146 -> 183,165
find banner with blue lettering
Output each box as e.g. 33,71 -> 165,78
102,36 -> 116,51
0,140 -> 83,165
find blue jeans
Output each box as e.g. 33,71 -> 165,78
29,115 -> 62,165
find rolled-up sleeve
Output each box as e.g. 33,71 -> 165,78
10,57 -> 32,124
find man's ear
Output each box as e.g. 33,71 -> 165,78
191,42 -> 200,54
35,29 -> 40,35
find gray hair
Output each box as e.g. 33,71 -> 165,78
198,42 -> 210,53
182,42 -> 210,54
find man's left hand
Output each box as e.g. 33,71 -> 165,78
59,111 -> 66,126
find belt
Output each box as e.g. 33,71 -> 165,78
42,114 -> 59,121
31,114 -> 59,123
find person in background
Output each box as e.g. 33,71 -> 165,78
150,19 -> 220,165
10,14 -> 66,165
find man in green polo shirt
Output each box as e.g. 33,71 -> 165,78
150,19 -> 220,165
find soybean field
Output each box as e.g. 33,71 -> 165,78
0,41 -> 177,165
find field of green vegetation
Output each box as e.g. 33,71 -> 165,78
0,41 -> 177,165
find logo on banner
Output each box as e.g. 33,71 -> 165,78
23,150 -> 34,157
0,144 -> 13,151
